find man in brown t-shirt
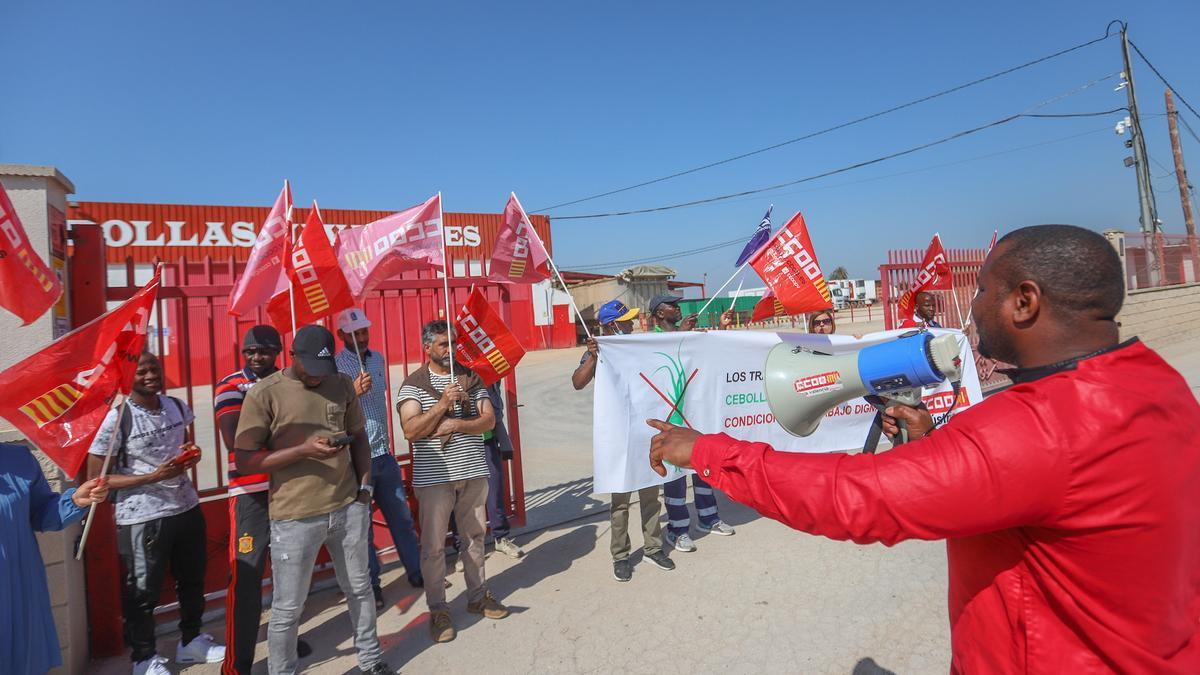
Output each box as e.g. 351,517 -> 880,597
235,325 -> 393,675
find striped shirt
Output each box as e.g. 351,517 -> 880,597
398,371 -> 490,487
215,367 -> 270,495
334,348 -> 390,458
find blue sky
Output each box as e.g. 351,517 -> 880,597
3,1 -> 1199,289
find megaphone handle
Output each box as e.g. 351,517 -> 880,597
896,418 -> 909,446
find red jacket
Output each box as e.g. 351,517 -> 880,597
692,340 -> 1200,673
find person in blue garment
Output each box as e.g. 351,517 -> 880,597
1,442 -> 109,674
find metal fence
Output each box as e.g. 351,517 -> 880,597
1119,232 -> 1200,290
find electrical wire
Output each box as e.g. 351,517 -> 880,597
1128,40 -> 1200,122
563,125 -> 1113,271
553,109 -> 1127,221
532,25 -> 1121,213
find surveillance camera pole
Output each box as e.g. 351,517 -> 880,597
1120,24 -> 1162,285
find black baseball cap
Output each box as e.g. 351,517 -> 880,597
648,293 -> 684,315
243,325 -> 282,352
292,325 -> 337,377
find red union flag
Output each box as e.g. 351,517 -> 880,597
229,181 -> 292,317
897,234 -> 952,321
489,192 -> 550,284
452,287 -> 526,386
750,291 -> 788,322
336,194 -> 444,299
267,201 -> 355,332
0,181 -> 63,324
0,269 -> 159,475
748,212 -> 833,315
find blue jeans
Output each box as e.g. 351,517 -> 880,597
367,454 -> 423,587
268,501 -> 379,675
663,474 -> 720,536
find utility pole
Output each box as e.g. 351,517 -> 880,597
1119,24 -> 1162,285
1166,89 -> 1200,281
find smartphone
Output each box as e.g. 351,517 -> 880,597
168,446 -> 201,468
328,434 -> 354,447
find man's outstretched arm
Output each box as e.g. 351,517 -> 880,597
647,402 -> 1068,545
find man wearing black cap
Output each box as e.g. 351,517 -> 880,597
235,325 -> 393,675
648,294 -> 736,553
217,325 -> 315,674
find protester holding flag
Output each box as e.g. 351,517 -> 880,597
332,308 -> 424,609
572,299 -> 675,582
648,295 -> 735,553
1,443 -> 108,675
398,320 -> 509,644
895,235 -> 951,328
234,325 -> 392,675
86,351 -> 225,675
216,325 -> 314,675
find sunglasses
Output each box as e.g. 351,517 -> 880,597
812,318 -> 834,327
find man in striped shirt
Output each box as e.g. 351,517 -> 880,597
215,326 -> 310,675
398,320 -> 509,644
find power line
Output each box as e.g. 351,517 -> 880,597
533,25 -> 1121,213
563,125 -> 1112,271
553,109 -> 1127,221
1128,40 -> 1200,122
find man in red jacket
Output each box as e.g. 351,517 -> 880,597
647,224 -> 1200,673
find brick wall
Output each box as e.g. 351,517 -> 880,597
1118,282 -> 1200,350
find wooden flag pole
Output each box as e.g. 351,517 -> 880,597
76,396 -> 127,561
438,193 -> 456,382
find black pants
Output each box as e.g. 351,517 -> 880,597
117,505 -> 208,662
221,492 -> 270,675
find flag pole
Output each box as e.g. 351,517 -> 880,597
438,192 -> 456,383
512,193 -> 593,340
76,396 -> 127,560
961,231 -> 996,330
695,261 -> 750,318
286,183 -> 298,333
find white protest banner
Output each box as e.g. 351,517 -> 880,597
592,328 -> 983,493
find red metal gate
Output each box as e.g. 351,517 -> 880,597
75,242 -> 527,655
878,245 -> 1008,390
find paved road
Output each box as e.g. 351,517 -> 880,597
91,330 -> 1197,674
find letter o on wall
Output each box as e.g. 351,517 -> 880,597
103,219 -> 135,247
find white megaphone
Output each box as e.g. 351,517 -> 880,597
763,332 -> 964,439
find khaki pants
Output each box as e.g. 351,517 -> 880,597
415,477 -> 489,610
610,486 -> 663,561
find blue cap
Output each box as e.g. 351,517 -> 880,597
598,300 -> 640,325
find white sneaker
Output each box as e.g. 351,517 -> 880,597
494,537 -> 526,558
176,632 -> 226,664
665,531 -> 697,552
132,655 -> 170,675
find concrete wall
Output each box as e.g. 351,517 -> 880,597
1119,282 -> 1200,350
0,166 -> 89,674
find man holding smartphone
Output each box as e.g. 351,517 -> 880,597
235,325 -> 394,675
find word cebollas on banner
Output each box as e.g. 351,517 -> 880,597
590,329 -> 982,494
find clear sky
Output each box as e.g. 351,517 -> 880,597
3,1 -> 1199,290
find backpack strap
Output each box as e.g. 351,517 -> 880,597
116,402 -> 134,469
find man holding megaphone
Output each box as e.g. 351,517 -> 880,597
647,225 -> 1200,673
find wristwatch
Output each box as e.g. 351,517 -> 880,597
358,483 -> 374,496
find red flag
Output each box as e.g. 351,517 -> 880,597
452,288 -> 526,386
896,234 -> 951,322
0,181 -> 63,324
489,192 -> 551,284
267,201 -> 356,332
748,212 -> 833,315
0,269 -> 160,475
336,194 -> 444,299
229,181 -> 292,317
750,291 -> 788,322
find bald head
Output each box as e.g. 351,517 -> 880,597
991,225 -> 1123,319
